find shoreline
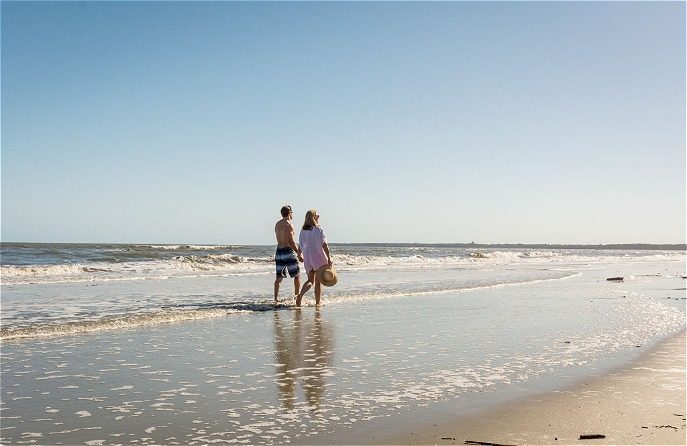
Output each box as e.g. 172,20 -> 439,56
380,329 -> 686,445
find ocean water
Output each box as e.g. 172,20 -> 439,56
0,243 -> 685,444
1,243 -> 684,339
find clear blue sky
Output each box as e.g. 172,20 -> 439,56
2,2 -> 685,245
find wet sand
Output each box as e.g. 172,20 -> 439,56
382,329 -> 686,445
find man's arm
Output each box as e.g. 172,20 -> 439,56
287,223 -> 303,259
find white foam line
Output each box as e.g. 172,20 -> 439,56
325,271 -> 579,306
48,427 -> 102,435
1,308 -> 249,341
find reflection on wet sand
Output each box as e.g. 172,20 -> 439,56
273,308 -> 334,410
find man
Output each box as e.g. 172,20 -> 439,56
274,205 -> 303,303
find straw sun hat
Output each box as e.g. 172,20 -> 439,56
316,265 -> 338,287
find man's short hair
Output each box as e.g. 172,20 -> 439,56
280,205 -> 292,218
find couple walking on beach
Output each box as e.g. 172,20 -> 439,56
274,205 -> 335,306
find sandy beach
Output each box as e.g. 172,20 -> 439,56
380,329 -> 686,445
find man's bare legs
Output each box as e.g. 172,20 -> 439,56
293,276 -> 301,301
274,276 -> 282,303
275,275 -> 302,303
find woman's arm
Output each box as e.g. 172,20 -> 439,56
322,242 -> 332,266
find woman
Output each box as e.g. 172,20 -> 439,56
296,209 -> 332,307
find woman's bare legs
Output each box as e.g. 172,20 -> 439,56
314,274 -> 322,306
296,269 -> 316,307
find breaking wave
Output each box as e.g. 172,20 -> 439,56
2,244 -> 684,286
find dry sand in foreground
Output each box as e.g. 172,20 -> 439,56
387,330 -> 686,446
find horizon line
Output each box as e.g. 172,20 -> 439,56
1,241 -> 685,250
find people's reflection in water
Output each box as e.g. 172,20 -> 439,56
273,308 -> 333,410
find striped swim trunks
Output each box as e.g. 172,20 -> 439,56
275,247 -> 300,278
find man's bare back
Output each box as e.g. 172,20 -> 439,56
275,219 -> 298,249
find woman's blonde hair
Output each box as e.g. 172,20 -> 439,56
302,209 -> 319,231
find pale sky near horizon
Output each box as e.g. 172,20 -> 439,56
2,2 -> 685,245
